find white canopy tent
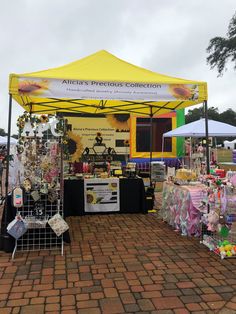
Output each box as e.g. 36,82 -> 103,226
163,119 -> 236,138
162,118 -> 236,167
0,136 -> 17,145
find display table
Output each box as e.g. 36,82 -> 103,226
160,182 -> 207,236
64,178 -> 147,216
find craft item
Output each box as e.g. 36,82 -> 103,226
220,225 -> 230,238
24,215 -> 48,229
23,178 -> 32,192
48,189 -> 58,203
40,182 -> 48,194
48,213 -> 69,237
31,190 -> 40,202
12,187 -> 23,208
230,174 -> 236,187
7,216 -> 28,239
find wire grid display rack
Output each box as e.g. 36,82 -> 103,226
200,185 -> 236,260
201,228 -> 236,259
12,128 -> 64,259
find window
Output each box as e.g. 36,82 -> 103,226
136,117 -> 172,152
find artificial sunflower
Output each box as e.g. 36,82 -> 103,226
67,131 -> 83,162
18,79 -> 49,95
106,114 -> 130,131
108,182 -> 118,190
86,191 -> 97,204
124,139 -> 130,146
40,115 -> 49,123
168,84 -> 194,100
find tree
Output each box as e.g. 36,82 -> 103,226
0,128 -> 7,136
218,108 -> 236,126
185,106 -> 219,123
206,11 -> 236,76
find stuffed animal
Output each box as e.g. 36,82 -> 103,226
207,211 -> 219,231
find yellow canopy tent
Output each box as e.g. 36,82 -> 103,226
2,51 -> 209,251
7,50 -> 210,181
9,50 -> 207,116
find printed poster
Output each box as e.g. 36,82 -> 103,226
84,178 -> 120,212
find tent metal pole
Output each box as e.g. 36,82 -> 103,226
204,100 -> 210,174
161,136 -> 164,162
0,94 -> 13,252
149,107 -> 153,186
4,94 -> 13,230
190,137 -> 192,169
214,137 -> 218,164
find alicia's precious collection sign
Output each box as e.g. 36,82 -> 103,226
84,178 -> 120,213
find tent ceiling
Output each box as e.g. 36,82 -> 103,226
9,50 -> 207,116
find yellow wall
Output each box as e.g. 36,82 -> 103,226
130,112 -> 177,158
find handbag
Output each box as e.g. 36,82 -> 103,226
7,216 -> 28,239
48,213 -> 69,237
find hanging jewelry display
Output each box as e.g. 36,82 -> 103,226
11,112 -> 66,259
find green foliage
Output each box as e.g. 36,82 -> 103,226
206,11 -> 236,75
0,128 -> 7,136
185,106 -> 220,123
185,106 -> 236,144
218,108 -> 236,126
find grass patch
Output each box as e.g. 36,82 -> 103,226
217,149 -> 233,162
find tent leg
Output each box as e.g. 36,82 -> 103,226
204,100 -> 210,174
0,94 -> 13,252
161,136 -> 164,162
149,108 -> 153,187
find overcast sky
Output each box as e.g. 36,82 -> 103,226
0,0 -> 235,134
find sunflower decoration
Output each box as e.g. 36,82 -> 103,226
16,112 -> 40,152
108,182 -> 118,191
18,79 -> 49,95
39,115 -> 49,123
66,131 -> 83,162
124,139 -> 130,147
106,114 -> 130,131
168,84 -> 198,100
86,191 -> 97,204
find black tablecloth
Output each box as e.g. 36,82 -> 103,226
64,178 -> 147,217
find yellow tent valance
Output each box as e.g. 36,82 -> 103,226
9,50 -> 207,116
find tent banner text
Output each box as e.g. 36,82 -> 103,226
17,77 -> 199,101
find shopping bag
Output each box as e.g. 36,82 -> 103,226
7,216 -> 28,239
48,213 -> 69,237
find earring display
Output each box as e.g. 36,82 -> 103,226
11,113 -> 66,259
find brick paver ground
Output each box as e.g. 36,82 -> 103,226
0,212 -> 236,313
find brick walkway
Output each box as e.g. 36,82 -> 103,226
0,213 -> 236,313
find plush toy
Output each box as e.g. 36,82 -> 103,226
230,174 -> 236,187
207,211 -> 219,231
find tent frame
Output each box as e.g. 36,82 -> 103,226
3,51 -> 208,251
1,95 -> 208,252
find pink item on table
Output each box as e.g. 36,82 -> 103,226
230,174 -> 236,187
